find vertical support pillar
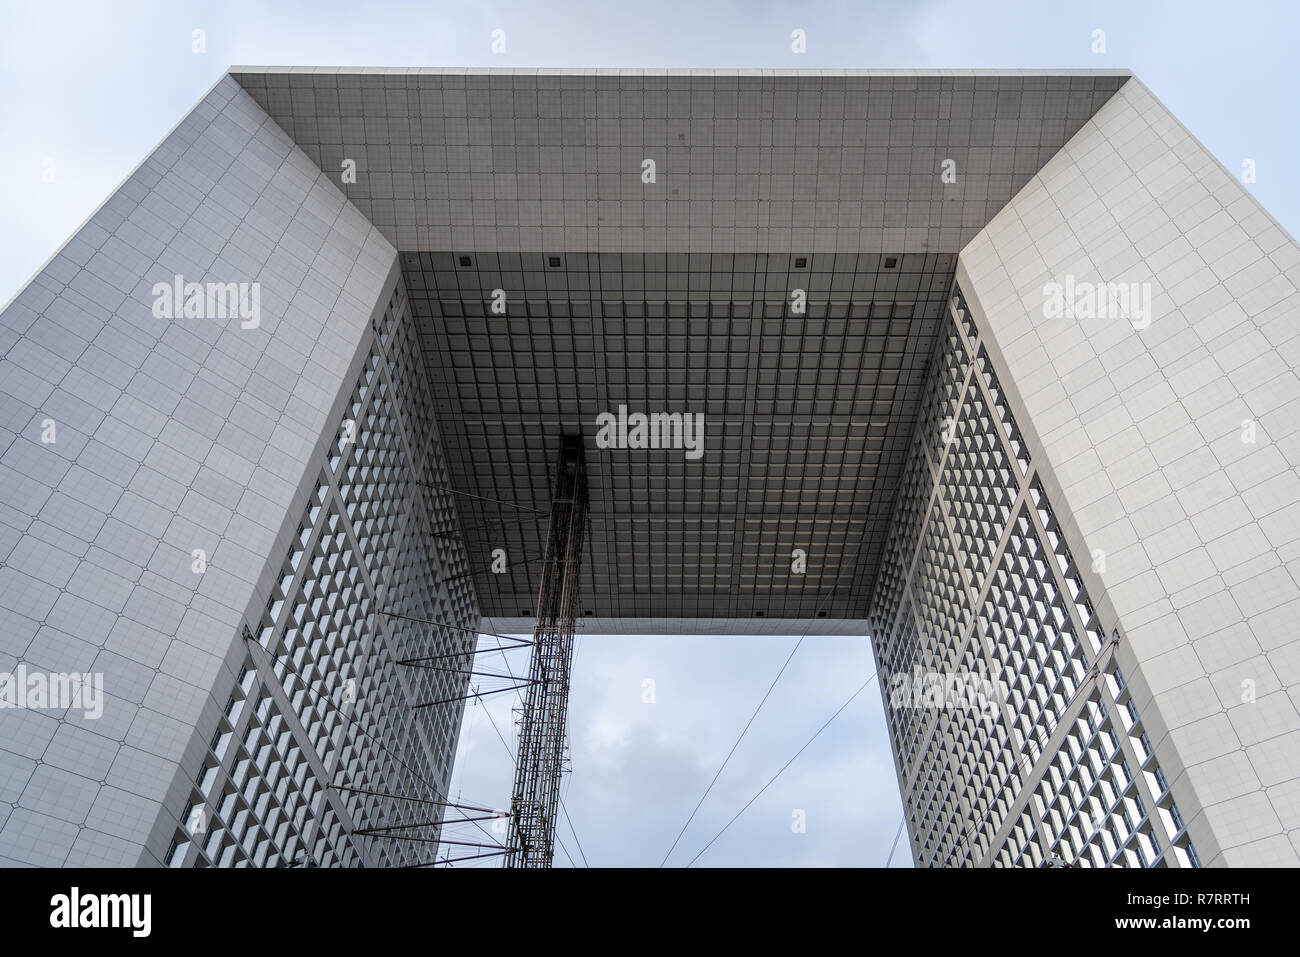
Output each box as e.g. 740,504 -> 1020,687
504,437 -> 588,867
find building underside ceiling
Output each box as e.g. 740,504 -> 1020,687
226,67 -> 1130,632
406,250 -> 952,621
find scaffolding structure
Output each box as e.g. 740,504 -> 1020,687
504,437 -> 588,867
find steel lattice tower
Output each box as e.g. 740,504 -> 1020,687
505,438 -> 588,867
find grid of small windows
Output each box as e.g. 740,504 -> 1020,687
1018,689 -> 1153,868
952,283 -> 979,342
908,734 -> 960,864
163,282 -> 478,867
871,432 -> 932,654
270,492 -> 374,769
971,502 -> 1087,856
938,643 -> 1017,865
889,614 -> 932,785
867,282 -> 1199,869
911,508 -> 973,671
163,658 -> 356,868
982,504 -> 1087,770
920,314 -> 971,466
941,366 -> 1018,587
888,533 -> 969,843
975,348 -> 1031,476
1004,808 -> 1041,868
868,324 -> 953,862
1015,662 -> 1198,868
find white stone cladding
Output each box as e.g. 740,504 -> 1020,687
0,76 -> 425,865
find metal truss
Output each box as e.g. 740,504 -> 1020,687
504,437 -> 589,867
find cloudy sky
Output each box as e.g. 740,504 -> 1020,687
2,0 -> 1296,867
445,631 -> 902,867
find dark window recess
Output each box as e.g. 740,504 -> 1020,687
548,256 -> 562,267
884,256 -> 898,269
755,610 -> 764,617
459,256 -> 472,267
520,609 -> 531,616
794,257 -> 807,268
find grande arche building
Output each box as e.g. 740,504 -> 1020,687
1,68 -> 1298,869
